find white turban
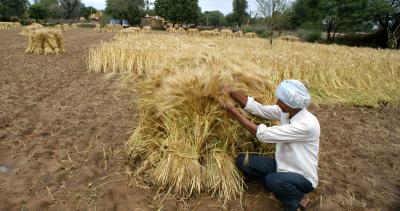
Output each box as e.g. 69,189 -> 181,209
275,80 -> 311,109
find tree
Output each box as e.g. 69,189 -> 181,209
200,11 -> 224,27
0,0 -> 30,21
255,0 -> 290,38
59,0 -> 81,20
368,0 -> 400,48
106,0 -> 145,25
37,0 -> 62,19
80,4 -> 96,20
232,0 -> 249,27
154,0 -> 200,26
290,0 -> 371,41
29,3 -> 48,21
224,13 -> 235,26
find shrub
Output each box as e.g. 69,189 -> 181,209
298,29 -> 321,42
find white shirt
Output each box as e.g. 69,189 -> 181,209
244,97 -> 320,188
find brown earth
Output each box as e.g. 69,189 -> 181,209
0,29 -> 399,211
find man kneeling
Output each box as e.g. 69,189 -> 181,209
220,80 -> 320,211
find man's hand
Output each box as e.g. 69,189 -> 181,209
217,98 -> 233,110
220,85 -> 233,96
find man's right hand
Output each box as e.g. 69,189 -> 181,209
221,85 -> 233,95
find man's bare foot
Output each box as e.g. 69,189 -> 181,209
297,195 -> 310,210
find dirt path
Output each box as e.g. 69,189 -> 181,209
0,29 -> 399,211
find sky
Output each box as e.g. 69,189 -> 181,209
79,0 -> 259,15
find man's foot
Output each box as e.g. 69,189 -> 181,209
297,195 -> 310,211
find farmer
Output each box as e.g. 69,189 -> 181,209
219,80 -> 320,211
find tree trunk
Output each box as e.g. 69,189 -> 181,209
326,21 -> 332,41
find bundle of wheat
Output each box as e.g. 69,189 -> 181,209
0,22 -> 21,29
94,24 -> 101,32
54,24 -> 69,32
177,27 -> 186,33
25,28 -> 64,55
71,23 -> 79,29
20,23 -> 44,36
187,28 -> 199,36
142,26 -> 151,33
234,31 -> 244,38
166,26 -> 176,33
221,29 -> 233,38
245,32 -> 256,38
103,24 -> 123,33
114,27 -> 142,39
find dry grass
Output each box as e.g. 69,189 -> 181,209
25,28 -> 64,55
87,33 -> 400,203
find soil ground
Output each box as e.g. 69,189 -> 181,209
0,29 -> 399,211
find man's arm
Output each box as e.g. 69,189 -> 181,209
224,103 -> 258,136
222,86 -> 247,108
222,86 -> 282,121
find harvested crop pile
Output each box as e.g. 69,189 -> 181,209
114,27 -> 142,39
88,34 -> 400,203
25,28 -> 64,55
71,23 -> 79,29
0,22 -> 21,29
103,24 -> 123,33
20,23 -> 43,36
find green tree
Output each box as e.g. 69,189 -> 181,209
200,10 -> 224,27
232,0 -> 249,27
37,0 -> 61,19
290,0 -> 371,41
106,0 -> 145,25
29,3 -> 49,21
59,0 -> 82,20
224,12 -> 235,26
0,0 -> 30,21
80,4 -> 97,20
154,0 -> 200,25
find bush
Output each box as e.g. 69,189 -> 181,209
242,24 -> 271,38
298,29 -> 321,42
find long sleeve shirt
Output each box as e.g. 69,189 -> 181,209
244,97 -> 320,188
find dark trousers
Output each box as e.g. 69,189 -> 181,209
235,153 -> 314,211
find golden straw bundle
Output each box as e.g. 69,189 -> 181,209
103,24 -> 123,33
20,23 -> 43,36
142,26 -> 151,33
25,28 -> 64,55
114,27 -> 141,39
0,22 -> 21,29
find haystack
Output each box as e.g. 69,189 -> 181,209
71,23 -> 79,29
177,27 -> 186,34
221,29 -> 233,38
234,31 -> 244,38
114,27 -> 142,39
103,24 -> 123,33
245,32 -> 256,38
187,28 -> 199,36
166,26 -> 176,33
94,24 -> 101,32
0,22 -> 21,29
54,24 -> 70,32
142,26 -> 151,33
20,23 -> 44,36
25,28 -> 64,55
